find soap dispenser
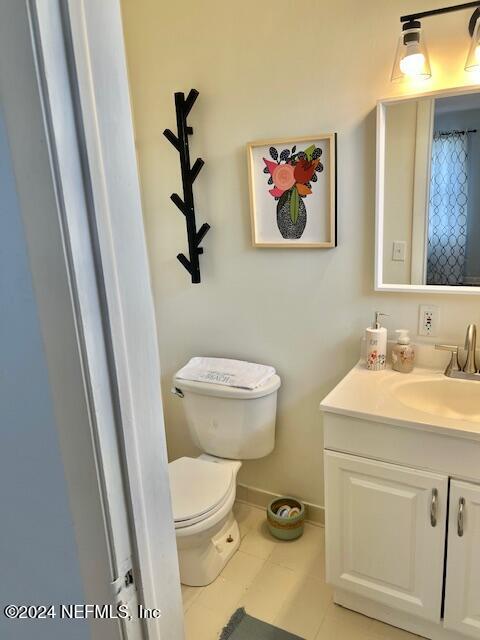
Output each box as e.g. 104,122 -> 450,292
392,329 -> 415,373
365,312 -> 388,371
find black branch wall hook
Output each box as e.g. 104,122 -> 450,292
163,89 -> 210,283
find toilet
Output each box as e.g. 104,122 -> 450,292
169,367 -> 281,586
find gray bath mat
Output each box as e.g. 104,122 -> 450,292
219,608 -> 305,640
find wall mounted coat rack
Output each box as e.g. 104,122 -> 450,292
163,89 -> 210,283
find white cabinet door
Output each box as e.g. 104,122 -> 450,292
325,451 -> 448,622
444,480 -> 480,638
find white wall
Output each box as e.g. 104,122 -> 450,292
121,0 -> 480,509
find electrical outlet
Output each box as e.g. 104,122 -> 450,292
419,304 -> 439,337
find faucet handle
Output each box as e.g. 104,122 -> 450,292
435,344 -> 458,352
435,344 -> 461,376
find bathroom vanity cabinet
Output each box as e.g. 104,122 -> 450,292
321,364 -> 480,640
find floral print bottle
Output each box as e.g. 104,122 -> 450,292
365,312 -> 388,371
392,330 -> 415,373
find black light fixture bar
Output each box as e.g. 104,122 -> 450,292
401,1 -> 480,23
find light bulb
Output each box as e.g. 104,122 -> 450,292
391,21 -> 431,82
400,52 -> 425,76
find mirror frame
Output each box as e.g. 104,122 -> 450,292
375,85 -> 480,295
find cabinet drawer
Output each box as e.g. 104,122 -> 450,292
324,450 -> 448,622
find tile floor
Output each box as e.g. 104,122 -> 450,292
181,502 -> 420,640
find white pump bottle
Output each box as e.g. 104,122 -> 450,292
365,312 -> 388,371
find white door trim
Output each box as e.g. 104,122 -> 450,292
27,1 -> 184,638
27,1 -> 143,638
0,2 -> 121,637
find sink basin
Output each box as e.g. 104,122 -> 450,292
321,360 -> 480,437
391,378 -> 480,423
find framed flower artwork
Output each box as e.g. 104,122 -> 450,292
247,134 -> 337,248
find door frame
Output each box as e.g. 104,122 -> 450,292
24,1 -> 184,638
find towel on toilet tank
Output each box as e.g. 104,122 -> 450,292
176,357 -> 276,390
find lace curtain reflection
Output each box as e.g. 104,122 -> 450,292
427,132 -> 468,285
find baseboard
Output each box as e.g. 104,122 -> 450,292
334,588 -> 466,640
236,483 -> 325,526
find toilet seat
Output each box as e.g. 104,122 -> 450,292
168,457 -> 234,529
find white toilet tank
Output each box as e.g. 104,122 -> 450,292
172,372 -> 281,460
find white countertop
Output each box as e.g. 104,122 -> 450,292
320,362 -> 480,441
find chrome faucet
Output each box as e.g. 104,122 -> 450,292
436,324 -> 479,381
463,324 -> 477,374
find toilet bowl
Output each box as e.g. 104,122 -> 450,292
170,364 -> 281,586
168,455 -> 241,586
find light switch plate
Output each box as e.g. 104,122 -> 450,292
392,240 -> 406,262
419,304 -> 439,337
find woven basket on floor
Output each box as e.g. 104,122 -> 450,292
266,496 -> 305,541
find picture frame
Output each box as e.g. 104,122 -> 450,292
247,134 -> 337,248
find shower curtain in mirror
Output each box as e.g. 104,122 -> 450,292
427,131 -> 468,285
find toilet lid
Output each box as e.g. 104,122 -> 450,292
168,457 -> 234,523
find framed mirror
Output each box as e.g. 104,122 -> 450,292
376,86 -> 480,294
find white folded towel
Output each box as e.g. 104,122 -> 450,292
176,357 -> 276,390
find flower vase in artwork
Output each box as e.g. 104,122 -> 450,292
263,144 -> 324,241
276,189 -> 307,239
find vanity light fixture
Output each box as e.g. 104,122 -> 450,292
391,20 -> 431,81
392,1 -> 480,81
465,7 -> 480,70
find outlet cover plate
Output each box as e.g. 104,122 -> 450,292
419,304 -> 439,337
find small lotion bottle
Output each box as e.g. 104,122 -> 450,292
365,312 -> 388,371
392,329 -> 415,373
